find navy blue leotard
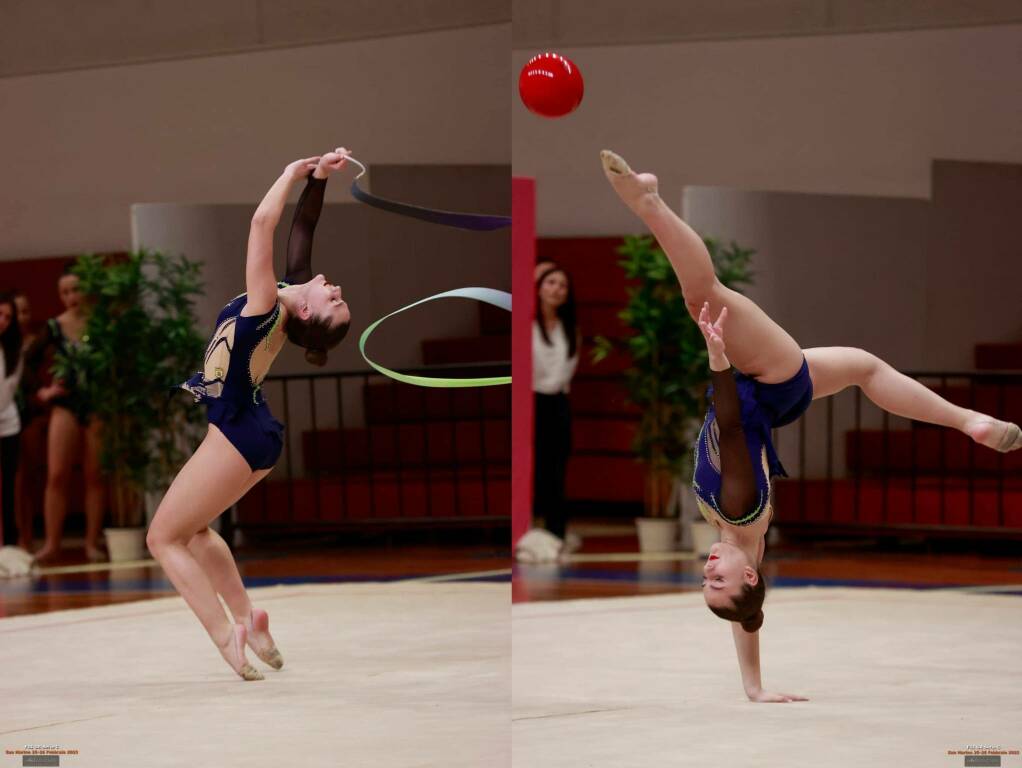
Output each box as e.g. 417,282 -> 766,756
181,291 -> 288,470
180,174 -> 328,470
693,357 -> 813,526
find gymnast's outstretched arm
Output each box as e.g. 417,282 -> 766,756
245,156 -> 321,315
284,148 -> 351,285
730,623 -> 805,702
700,304 -> 809,703
283,173 -> 327,285
699,303 -> 757,519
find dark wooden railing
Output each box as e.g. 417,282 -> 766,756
226,363 -> 510,538
773,370 -> 1022,538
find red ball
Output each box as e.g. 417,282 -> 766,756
518,52 -> 584,118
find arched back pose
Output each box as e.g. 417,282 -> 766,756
146,149 -> 351,681
600,149 -> 1022,703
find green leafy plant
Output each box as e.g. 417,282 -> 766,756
52,250 -> 207,527
591,234 -> 755,516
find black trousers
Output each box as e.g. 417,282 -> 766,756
1,433 -> 20,546
533,393 -> 572,539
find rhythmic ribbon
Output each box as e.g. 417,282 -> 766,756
358,287 -> 511,387
346,156 -> 511,387
347,157 -> 511,231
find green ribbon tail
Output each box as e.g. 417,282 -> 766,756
359,287 -> 511,387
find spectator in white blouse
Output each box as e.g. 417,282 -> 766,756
533,265 -> 580,545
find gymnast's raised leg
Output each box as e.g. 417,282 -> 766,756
600,149 -> 1021,452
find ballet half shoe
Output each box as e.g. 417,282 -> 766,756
600,149 -> 632,176
239,663 -> 264,681
255,646 -> 284,670
245,608 -> 284,669
997,422 -> 1022,452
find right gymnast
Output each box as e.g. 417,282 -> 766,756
600,149 -> 1022,703
146,149 -> 351,680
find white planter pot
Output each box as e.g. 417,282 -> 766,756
104,527 -> 148,563
635,517 -> 679,553
691,521 -> 719,557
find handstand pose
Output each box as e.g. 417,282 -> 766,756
601,149 -> 1022,703
146,149 -> 352,680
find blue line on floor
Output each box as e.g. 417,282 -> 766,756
520,565 -> 989,591
435,573 -> 511,583
0,571 -> 511,595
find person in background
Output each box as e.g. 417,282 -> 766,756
13,292 -> 34,349
24,269 -> 106,564
13,290 -> 42,553
534,259 -> 557,282
533,265 -> 581,552
0,292 -> 24,552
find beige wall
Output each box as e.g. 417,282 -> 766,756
687,160 -> 1022,372
512,24 -> 1022,235
0,23 -> 509,259
1,0 -> 508,77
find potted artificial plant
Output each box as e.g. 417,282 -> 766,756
592,234 -> 755,553
54,250 -> 206,561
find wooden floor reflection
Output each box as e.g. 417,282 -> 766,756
0,537 -> 510,618
513,528 -> 1022,603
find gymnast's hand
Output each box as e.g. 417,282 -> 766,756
747,688 -> 809,703
284,156 -> 322,182
698,301 -> 730,371
315,147 -> 351,176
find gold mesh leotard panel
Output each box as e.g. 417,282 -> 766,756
201,315 -> 237,400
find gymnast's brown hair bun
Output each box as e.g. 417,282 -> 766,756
305,348 -> 327,367
741,610 -> 764,634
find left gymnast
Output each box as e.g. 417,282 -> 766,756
146,149 -> 351,680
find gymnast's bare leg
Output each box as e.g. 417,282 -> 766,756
146,426 -> 268,680
185,469 -> 283,669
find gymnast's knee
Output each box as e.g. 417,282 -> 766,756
187,527 -> 213,547
146,525 -> 196,554
846,348 -> 882,386
145,527 -> 167,555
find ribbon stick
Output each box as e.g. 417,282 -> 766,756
358,287 -> 511,388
